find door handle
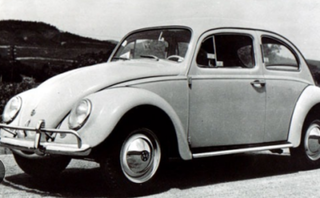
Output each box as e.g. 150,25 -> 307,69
251,79 -> 266,88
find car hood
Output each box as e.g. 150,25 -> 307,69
19,60 -> 182,128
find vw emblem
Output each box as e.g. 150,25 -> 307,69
141,150 -> 150,162
31,109 -> 36,116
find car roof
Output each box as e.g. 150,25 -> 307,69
126,17 -> 287,44
146,17 -> 266,35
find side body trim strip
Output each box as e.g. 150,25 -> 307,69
192,143 -> 292,158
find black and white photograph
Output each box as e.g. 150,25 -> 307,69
1,0 -> 320,197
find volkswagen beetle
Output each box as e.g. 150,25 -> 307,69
1,19 -> 320,192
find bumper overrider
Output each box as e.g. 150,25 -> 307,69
0,120 -> 91,156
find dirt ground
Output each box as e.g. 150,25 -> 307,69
1,151 -> 320,197
0,148 -> 11,155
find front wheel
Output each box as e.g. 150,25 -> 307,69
100,127 -> 163,194
290,119 -> 320,168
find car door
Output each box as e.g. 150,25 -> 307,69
188,29 -> 266,148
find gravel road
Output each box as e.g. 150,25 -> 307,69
1,151 -> 320,197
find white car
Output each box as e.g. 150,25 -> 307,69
1,19 -> 320,193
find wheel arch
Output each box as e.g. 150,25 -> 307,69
289,86 -> 320,147
115,105 -> 182,158
81,87 -> 192,160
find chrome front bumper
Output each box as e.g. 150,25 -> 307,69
0,120 -> 91,156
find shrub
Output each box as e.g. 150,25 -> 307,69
0,77 -> 37,120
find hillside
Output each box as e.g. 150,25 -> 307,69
0,20 -> 116,48
0,20 -> 117,82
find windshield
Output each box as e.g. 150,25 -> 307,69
112,28 -> 192,63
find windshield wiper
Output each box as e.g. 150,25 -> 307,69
112,57 -> 130,61
140,55 -> 159,61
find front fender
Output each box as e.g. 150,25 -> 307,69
78,87 -> 192,160
289,85 -> 320,147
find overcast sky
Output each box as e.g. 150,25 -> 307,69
1,0 -> 320,59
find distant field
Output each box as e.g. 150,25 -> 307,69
16,59 -> 74,70
0,45 -> 111,60
0,44 -> 114,75
15,46 -> 110,59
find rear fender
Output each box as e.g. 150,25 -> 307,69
289,86 -> 320,147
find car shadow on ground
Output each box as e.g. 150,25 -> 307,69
3,152 -> 304,197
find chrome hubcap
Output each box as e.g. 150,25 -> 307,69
120,130 -> 161,183
305,123 -> 320,161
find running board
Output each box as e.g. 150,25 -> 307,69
192,143 -> 293,159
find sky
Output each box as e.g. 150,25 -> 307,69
1,0 -> 320,59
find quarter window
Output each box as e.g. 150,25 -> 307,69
261,37 -> 299,71
196,34 -> 255,68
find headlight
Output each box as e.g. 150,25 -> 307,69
2,96 -> 22,123
68,99 -> 92,130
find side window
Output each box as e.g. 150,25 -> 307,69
261,37 -> 299,71
196,34 -> 255,68
196,37 -> 216,67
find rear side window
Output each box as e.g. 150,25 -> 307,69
261,37 -> 299,71
196,34 -> 255,68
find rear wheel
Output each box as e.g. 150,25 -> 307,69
13,151 -> 71,179
100,127 -> 163,195
290,119 -> 320,168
